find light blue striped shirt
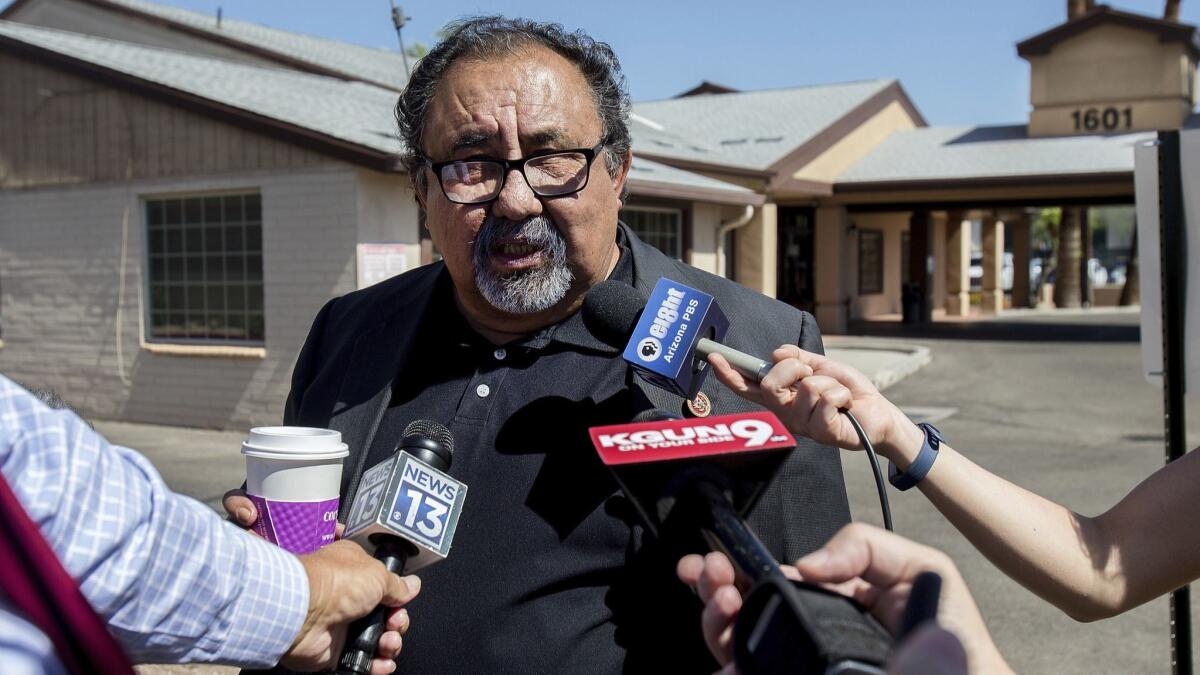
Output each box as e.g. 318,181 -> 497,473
0,375 -> 309,671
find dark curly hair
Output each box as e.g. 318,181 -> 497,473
396,16 -> 632,200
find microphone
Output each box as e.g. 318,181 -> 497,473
589,408 -> 796,582
585,277 -> 896,534
590,410 -> 894,673
582,279 -> 772,399
336,420 -> 468,675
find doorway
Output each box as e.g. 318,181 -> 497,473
777,207 -> 815,311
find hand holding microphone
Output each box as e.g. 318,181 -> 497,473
590,409 -> 895,673
282,541 -> 420,674
221,421 -> 466,675
582,278 -> 921,468
337,420 -> 467,675
707,345 -> 923,464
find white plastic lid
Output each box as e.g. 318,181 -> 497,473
241,426 -> 349,460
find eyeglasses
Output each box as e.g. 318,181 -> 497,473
425,143 -> 606,205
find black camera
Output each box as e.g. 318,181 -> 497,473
733,575 -> 893,674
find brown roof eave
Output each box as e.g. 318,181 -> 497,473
768,177 -> 833,198
834,171 -> 1132,194
675,80 -> 740,98
627,178 -> 765,206
0,33 -> 404,174
1017,6 -> 1200,59
630,153 -> 773,180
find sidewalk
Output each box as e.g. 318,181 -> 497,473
93,420 -> 246,513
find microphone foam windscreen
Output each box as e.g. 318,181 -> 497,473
582,280 -> 647,347
402,419 -> 455,456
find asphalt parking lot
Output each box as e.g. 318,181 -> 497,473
842,309 -> 1200,673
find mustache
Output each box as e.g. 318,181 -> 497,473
472,215 -> 567,258
470,214 -> 574,314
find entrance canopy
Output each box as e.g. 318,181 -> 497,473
830,121 -> 1186,210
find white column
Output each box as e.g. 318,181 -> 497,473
944,211 -> 970,316
981,213 -> 1005,313
932,211 -> 947,317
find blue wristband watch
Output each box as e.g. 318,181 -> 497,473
887,422 -> 942,491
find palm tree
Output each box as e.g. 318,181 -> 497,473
1119,228 -> 1139,306
1054,206 -> 1083,308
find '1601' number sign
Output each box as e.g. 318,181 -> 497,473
1071,106 -> 1132,132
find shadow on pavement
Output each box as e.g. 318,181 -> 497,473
847,316 -> 1141,343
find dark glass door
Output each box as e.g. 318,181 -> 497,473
777,207 -> 815,312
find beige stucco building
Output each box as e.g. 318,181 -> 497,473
0,0 -> 1192,427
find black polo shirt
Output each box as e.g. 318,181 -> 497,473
366,241 -> 718,673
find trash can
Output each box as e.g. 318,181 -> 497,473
901,284 -> 922,324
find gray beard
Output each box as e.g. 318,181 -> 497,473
472,215 -> 573,315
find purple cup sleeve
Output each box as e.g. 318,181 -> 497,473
246,494 -> 340,555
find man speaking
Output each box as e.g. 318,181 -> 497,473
226,15 -> 852,671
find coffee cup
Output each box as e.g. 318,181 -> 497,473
241,426 -> 349,555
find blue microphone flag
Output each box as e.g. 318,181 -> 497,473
622,277 -> 730,399
344,452 -> 467,572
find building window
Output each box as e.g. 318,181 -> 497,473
858,229 -> 884,294
145,193 -> 264,344
621,206 -> 683,259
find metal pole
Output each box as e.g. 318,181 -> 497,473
390,1 -> 410,74
1158,129 -> 1192,675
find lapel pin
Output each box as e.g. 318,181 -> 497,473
684,392 -> 713,418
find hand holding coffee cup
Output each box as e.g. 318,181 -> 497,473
234,426 -> 349,555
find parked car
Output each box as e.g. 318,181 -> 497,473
1041,258 -> 1109,286
971,255 -> 1112,290
1088,258 -> 1109,286
968,253 -> 1015,291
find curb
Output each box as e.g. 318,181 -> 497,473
824,338 -> 932,392
992,305 -> 1141,318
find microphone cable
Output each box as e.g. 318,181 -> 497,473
841,409 -> 893,532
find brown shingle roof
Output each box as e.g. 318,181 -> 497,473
1017,4 -> 1200,59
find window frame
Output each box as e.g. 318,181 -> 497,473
621,205 -> 685,260
141,190 -> 266,347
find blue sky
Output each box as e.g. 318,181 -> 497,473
7,1 -> 1199,126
